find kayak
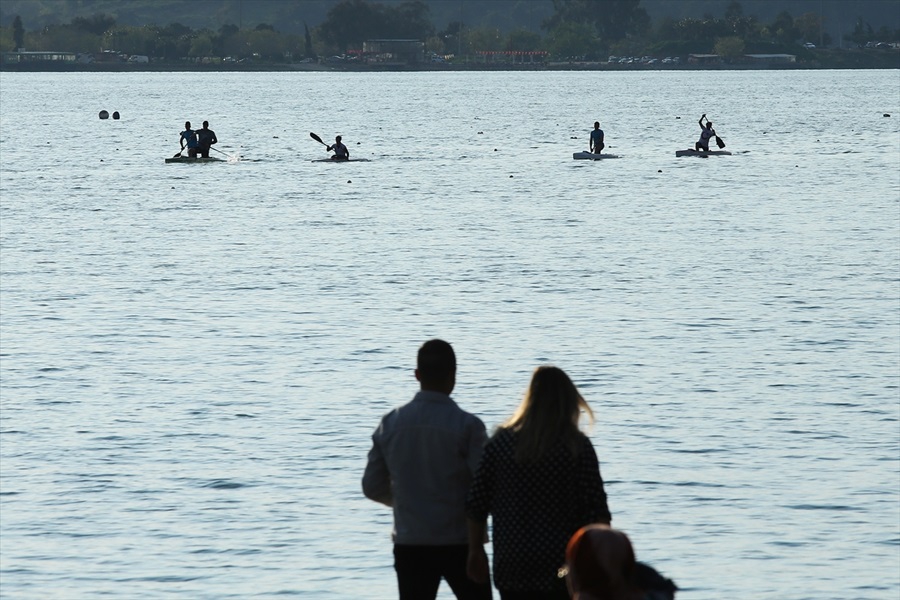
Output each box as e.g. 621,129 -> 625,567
573,151 -> 619,160
165,156 -> 224,163
310,158 -> 370,163
675,149 -> 732,157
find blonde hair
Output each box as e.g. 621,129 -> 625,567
501,366 -> 594,463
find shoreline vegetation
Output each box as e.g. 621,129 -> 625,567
2,0 -> 898,73
2,51 -> 897,73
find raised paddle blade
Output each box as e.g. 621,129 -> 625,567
715,136 -> 726,149
173,151 -> 182,158
310,132 -> 324,145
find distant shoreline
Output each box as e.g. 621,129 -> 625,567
2,51 -> 897,73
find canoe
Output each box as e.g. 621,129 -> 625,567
573,151 -> 619,160
675,149 -> 732,157
165,156 -> 224,163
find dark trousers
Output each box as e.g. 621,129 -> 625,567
394,544 -> 493,600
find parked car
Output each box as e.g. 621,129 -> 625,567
803,42 -> 816,49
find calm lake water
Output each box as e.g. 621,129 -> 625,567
1,69 -> 898,599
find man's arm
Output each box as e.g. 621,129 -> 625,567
362,437 -> 393,506
699,114 -> 706,128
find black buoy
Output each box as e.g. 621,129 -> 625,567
99,110 -> 109,119
112,111 -> 120,120
884,113 -> 891,117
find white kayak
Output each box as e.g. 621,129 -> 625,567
675,149 -> 732,157
573,151 -> 619,160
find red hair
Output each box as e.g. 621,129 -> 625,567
565,525 -> 638,600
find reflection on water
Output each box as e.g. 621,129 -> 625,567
1,69 -> 898,599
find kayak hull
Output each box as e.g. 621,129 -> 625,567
675,149 -> 732,157
310,158 -> 370,163
165,156 -> 224,163
573,151 -> 619,160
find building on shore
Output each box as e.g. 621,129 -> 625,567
2,51 -> 76,65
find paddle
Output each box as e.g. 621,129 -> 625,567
209,146 -> 229,157
715,135 -> 726,149
173,149 -> 183,158
310,132 -> 327,147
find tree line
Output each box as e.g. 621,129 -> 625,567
1,0 -> 897,62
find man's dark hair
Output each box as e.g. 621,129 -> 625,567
417,339 -> 455,385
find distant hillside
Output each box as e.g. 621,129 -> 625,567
1,0 -> 897,42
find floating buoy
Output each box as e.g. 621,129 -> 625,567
99,110 -> 109,119
509,175 -> 513,178
347,180 -> 351,183
112,111 -> 120,120
884,113 -> 891,117
494,148 -> 497,151
658,169 -> 662,173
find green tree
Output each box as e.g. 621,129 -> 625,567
794,12 -> 823,44
189,33 -> 214,57
155,22 -> 194,59
425,34 -> 445,54
385,1 -> 434,39
72,13 -> 116,36
304,23 -> 317,59
32,25 -> 99,53
845,17 -> 873,47
246,28 -> 285,60
463,26 -> 503,53
104,25 -> 160,56
713,35 -> 744,60
544,20 -> 598,59
724,1 -> 757,39
13,15 -> 25,50
0,26 -> 13,52
544,0 -> 649,43
505,28 -> 542,52
724,1 -> 743,22
319,0 -> 384,52
769,11 -> 797,44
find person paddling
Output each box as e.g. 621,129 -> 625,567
197,121 -> 218,158
179,121 -> 200,158
326,135 -> 349,161
695,114 -> 717,152
590,121 -> 605,154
